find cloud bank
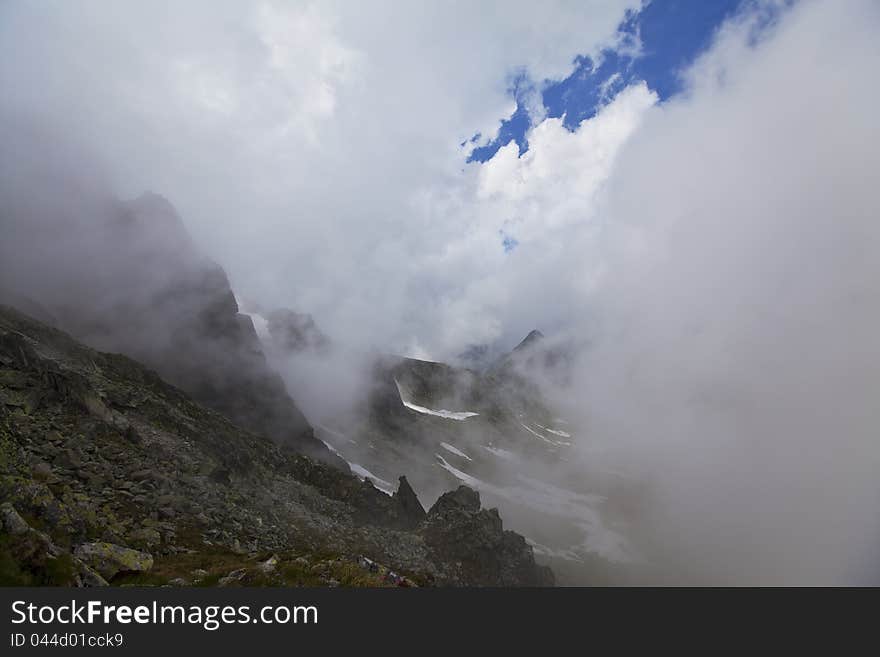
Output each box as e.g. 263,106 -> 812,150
0,0 -> 638,354
557,0 -> 880,583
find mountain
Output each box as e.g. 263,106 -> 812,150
487,327 -> 576,391
0,304 -> 553,586
304,327 -> 641,584
514,329 -> 545,352
0,152 -> 552,585
0,188 -> 340,468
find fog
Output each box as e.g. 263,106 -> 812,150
558,1 -> 880,583
2,0 -> 880,584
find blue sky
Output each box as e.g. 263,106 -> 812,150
468,0 -> 747,163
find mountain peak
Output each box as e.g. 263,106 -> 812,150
514,329 -> 544,352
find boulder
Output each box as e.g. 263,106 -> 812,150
73,542 -> 153,580
257,554 -> 279,574
0,501 -> 31,535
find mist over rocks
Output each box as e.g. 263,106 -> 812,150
265,308 -> 331,355
0,305 -> 553,586
425,486 -> 555,586
0,129 -> 556,586
0,139 -> 342,468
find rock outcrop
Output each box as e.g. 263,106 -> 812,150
393,476 -> 427,529
424,486 -> 555,586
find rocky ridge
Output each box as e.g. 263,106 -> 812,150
0,305 -> 553,587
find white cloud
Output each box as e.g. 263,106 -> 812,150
552,0 -> 880,584
0,0 -> 639,354
374,0 -> 880,583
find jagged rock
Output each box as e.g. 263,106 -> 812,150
392,476 -> 426,528
428,485 -> 481,515
218,568 -> 248,587
423,485 -> 554,586
1,185 -> 343,470
73,542 -> 153,581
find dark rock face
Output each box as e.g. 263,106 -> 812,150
393,476 -> 426,529
428,485 -> 481,515
424,486 -> 555,586
0,183 -> 342,469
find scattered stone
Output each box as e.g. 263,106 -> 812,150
130,469 -> 155,482
127,527 -> 162,550
32,462 -> 53,481
256,554 -> 279,574
217,568 -> 247,587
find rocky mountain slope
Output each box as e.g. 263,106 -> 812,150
0,304 -> 553,586
300,329 -> 638,583
0,187 -> 339,468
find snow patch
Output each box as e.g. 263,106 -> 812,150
440,442 -> 472,461
535,423 -> 572,439
318,437 -> 342,457
520,422 -> 571,447
482,445 -> 516,461
347,463 -> 394,495
317,433 -> 394,495
250,313 -> 271,342
394,379 -> 479,420
434,454 -> 484,489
